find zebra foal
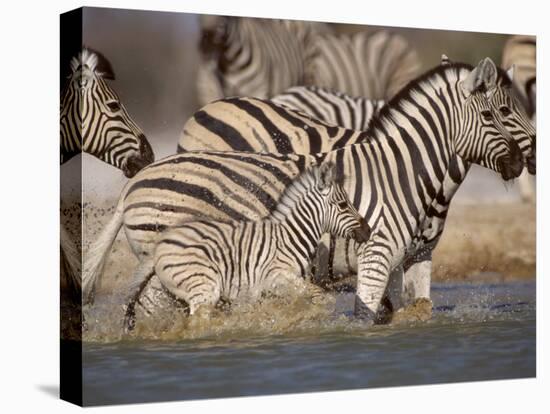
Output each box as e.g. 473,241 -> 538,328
123,163 -> 370,327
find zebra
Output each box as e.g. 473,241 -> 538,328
196,16 -> 420,105
83,58 -> 534,324
304,30 -> 421,100
122,163 -> 370,329
61,48 -> 154,177
196,16 -> 323,105
61,48 -> 154,300
502,35 -> 536,203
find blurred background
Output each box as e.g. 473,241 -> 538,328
61,6 -> 527,204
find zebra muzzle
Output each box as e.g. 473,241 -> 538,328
123,135 -> 155,178
499,140 -> 524,181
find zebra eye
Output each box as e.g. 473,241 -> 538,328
499,106 -> 511,116
106,101 -> 121,112
337,201 -> 348,209
481,110 -> 493,120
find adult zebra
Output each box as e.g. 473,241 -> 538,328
83,58 -> 533,323
123,164 -> 370,329
61,48 -> 154,300
196,16 -> 420,105
502,35 -> 536,203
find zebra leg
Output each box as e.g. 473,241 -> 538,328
403,260 -> 432,305
122,259 -> 155,333
354,242 -> 392,323
393,250 -> 433,322
171,275 -> 221,317
373,265 -> 404,324
327,235 -> 336,280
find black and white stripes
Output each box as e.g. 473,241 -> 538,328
60,48 -> 154,177
151,164 -> 370,318
196,16 -> 317,105
83,59 -> 535,323
304,30 -> 421,100
196,16 -> 421,105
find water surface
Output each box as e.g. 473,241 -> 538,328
83,282 -> 535,406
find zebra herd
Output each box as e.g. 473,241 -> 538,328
61,16 -> 537,333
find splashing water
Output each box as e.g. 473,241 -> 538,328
82,282 -> 535,406
83,281 -> 535,343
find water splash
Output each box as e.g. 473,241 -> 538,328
82,282 -> 535,344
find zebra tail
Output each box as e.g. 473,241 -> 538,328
82,195 -> 125,304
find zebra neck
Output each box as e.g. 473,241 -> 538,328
60,85 -> 83,164
277,219 -> 324,273
272,197 -> 325,268
355,68 -> 468,209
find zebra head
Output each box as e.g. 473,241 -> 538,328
60,48 -> 154,177
315,163 -> 371,243
489,66 -> 536,175
457,58 -> 525,181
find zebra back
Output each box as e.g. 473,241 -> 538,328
178,96 -> 369,154
271,86 -> 385,131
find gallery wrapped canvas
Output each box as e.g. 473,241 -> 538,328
60,6 -> 536,407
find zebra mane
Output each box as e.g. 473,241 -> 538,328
365,61 -> 512,135
271,164 -> 339,221
69,48 -> 115,80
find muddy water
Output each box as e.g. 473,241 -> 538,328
82,281 -> 535,406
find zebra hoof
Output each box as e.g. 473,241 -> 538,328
374,296 -> 394,325
392,298 -> 433,323
353,296 -> 376,326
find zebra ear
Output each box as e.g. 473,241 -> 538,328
506,65 -> 515,82
441,54 -> 451,66
461,57 -> 498,95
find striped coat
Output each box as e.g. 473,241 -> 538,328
196,16 -> 420,104
148,164 -> 370,321
304,30 -> 421,100
84,59 -> 535,323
